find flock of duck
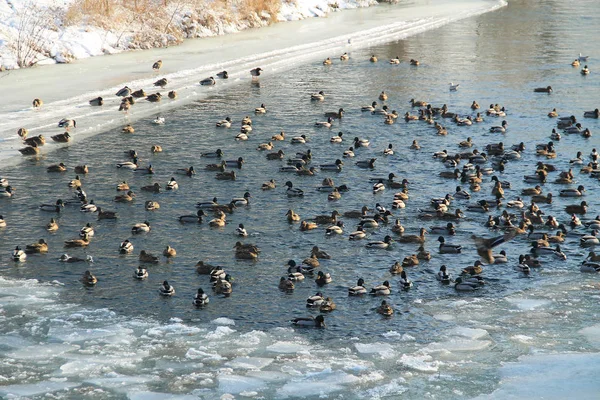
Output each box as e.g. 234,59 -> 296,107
2,51 -> 600,328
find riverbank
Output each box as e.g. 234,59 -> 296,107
0,0 -> 377,71
0,0 -> 507,168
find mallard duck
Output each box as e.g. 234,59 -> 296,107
132,221 -> 151,234
584,109 -> 600,119
437,265 -> 451,284
51,132 -> 70,143
315,271 -> 332,285
116,157 -> 139,170
177,210 -> 205,224
81,270 -> 97,286
581,65 -> 590,75
522,185 -> 542,196
0,186 -> 14,198
409,59 -> 420,66
300,220 -> 318,231
47,163 -> 67,173
119,239 -> 133,254
159,281 -> 175,296
565,201 -> 587,214
356,158 -> 376,168
306,291 -> 326,307
32,98 -> 43,108
200,76 -> 216,86
398,228 -> 427,243
25,239 -> 48,254
278,277 -> 295,291
340,52 -> 349,61
369,55 -> 378,62
114,190 -> 136,202
139,250 -> 159,263
490,120 -> 507,133
319,297 -> 336,312
531,242 -> 567,260
311,90 -> 326,101
152,59 -> 162,70
325,221 -> 344,235
209,212 -> 226,228
80,200 -> 97,213
454,277 -> 479,291
377,300 -> 394,316
145,200 -> 160,211
285,181 -> 304,197
19,142 -> 40,155
133,266 -> 148,280
254,103 -> 267,114
560,185 -> 585,197
462,260 -> 484,276
472,232 -> 516,263
64,233 -> 90,248
438,236 -> 462,253
454,186 -> 471,199
216,171 -> 236,180
291,315 -> 325,328
58,118 -> 76,130
371,281 -> 391,295
399,270 -> 413,289
11,246 -> 26,261
533,86 -> 552,93
366,235 -> 393,249
580,230 -> 600,247
39,199 -> 64,212
161,245 -> 176,258
402,254 -> 419,267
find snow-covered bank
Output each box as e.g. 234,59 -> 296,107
0,0 -> 377,70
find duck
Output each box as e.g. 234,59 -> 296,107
116,157 -> 139,170
306,291 -> 326,307
319,159 -> 343,172
39,199 -> 64,212
159,281 -> 175,296
435,235 -> 462,254
291,315 -> 326,328
315,117 -> 333,128
143,200 -> 159,211
131,221 -> 151,234
370,280 -> 391,295
254,103 -> 267,114
383,144 -> 394,156
560,186 -> 585,197
209,211 -> 226,228
356,158 -> 376,168
547,108 -> 559,118
583,109 -> 600,119
402,254 -> 419,267
285,181 -> 304,196
409,59 -> 420,66
59,254 -> 91,263
565,201 -> 587,214
11,246 -> 26,261
118,239 -> 133,254
80,200 -> 97,213
376,300 -> 394,316
361,101 -> 378,112
315,271 -> 332,286
454,186 -> 471,199
0,186 -> 14,198
399,270 -> 413,289
490,120 -> 508,133
366,235 -> 393,249
25,239 -> 48,254
391,219 -> 405,234
81,271 -> 97,286
343,147 -> 355,158
58,118 -> 76,130
342,278 -> 369,297
398,228 -> 427,243
581,65 -> 590,75
300,221 -> 318,231
325,221 -> 344,235
530,242 -> 567,260
278,277 -> 295,291
114,190 -> 136,202
349,226 -> 367,240
139,250 -> 159,263
454,277 -> 480,291
64,233 -> 90,248
47,162 -> 67,173
19,142 -> 40,155
340,52 -> 349,61
533,86 -> 552,93
216,171 -> 236,180
580,230 -> 600,247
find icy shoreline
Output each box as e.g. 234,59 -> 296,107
0,0 -> 378,70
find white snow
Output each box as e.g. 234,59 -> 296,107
0,0 -> 377,70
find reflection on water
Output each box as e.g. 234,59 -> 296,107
1,0 -> 600,398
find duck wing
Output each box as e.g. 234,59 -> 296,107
472,231 -> 516,263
